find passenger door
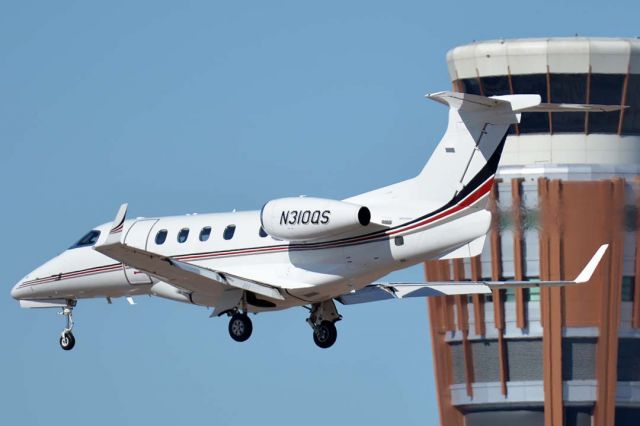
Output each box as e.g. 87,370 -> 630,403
122,219 -> 159,284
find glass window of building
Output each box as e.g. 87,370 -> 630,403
481,76 -> 511,96
503,288 -> 517,302
199,227 -> 211,242
527,288 -> 541,302
177,228 -> 189,243
457,78 -> 482,95
223,225 -> 236,240
622,74 -> 640,135
550,73 -> 588,133
588,74 -> 624,134
155,229 -> 168,245
511,74 -> 550,133
622,276 -> 635,302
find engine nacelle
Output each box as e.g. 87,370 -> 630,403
261,197 -> 371,242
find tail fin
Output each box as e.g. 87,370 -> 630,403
347,92 -> 622,214
416,91 -> 624,209
416,92 -> 537,208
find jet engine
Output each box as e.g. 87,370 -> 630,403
260,197 -> 371,242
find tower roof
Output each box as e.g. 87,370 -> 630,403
447,37 -> 640,79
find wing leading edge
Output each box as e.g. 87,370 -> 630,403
337,244 -> 608,305
94,204 -> 285,302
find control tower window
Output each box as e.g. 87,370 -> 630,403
458,78 -> 482,95
622,74 -> 640,135
481,76 -> 511,96
69,230 -> 101,249
550,74 -> 588,133
511,74 -> 550,134
589,74 -> 624,134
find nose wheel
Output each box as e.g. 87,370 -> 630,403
60,331 -> 75,351
58,303 -> 76,351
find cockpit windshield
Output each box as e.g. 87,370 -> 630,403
69,230 -> 101,249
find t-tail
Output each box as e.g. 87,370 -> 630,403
351,91 -> 622,217
415,91 -> 624,211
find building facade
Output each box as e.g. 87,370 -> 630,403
425,38 -> 640,426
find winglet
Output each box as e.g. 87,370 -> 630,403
103,203 -> 128,245
574,244 -> 609,283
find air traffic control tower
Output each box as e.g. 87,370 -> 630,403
424,38 -> 640,426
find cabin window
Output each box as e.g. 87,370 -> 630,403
199,227 -> 211,242
177,228 -> 190,243
69,230 -> 101,249
223,225 -> 236,240
259,227 -> 268,238
155,229 -> 168,245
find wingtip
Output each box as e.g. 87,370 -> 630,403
574,243 -> 609,284
110,203 -> 128,234
96,203 -> 129,249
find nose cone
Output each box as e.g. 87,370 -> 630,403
11,280 -> 27,300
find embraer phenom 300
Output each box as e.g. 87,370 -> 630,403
11,92 -> 613,350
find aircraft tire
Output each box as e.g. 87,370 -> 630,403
313,321 -> 337,349
59,331 -> 76,351
228,313 -> 253,342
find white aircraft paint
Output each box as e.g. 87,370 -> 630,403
10,91 -> 615,350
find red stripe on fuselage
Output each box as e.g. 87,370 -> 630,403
20,175 -> 494,288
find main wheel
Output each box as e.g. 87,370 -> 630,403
59,331 -> 76,351
313,321 -> 337,349
228,313 -> 253,342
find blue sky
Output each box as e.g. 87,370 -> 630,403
1,1 -> 638,425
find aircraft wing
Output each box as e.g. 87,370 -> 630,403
94,204 -> 284,301
337,244 -> 608,305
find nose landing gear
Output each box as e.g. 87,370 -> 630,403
58,302 -> 76,351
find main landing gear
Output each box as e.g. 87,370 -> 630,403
307,300 -> 341,349
225,292 -> 254,343
228,311 -> 253,342
223,298 -> 342,349
59,301 -> 77,351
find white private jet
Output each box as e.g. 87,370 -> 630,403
11,91 -> 614,351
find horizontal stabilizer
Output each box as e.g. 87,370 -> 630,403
426,91 -> 542,114
511,102 -> 625,113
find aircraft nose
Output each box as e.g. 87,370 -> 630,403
11,279 -> 28,300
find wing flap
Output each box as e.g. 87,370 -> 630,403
337,283 -> 491,305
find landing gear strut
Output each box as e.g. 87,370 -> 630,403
59,301 -> 76,351
225,292 -> 254,343
228,312 -> 253,342
307,300 -> 341,349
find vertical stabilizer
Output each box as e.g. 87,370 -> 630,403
347,92 -> 621,215
415,92 -> 540,208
